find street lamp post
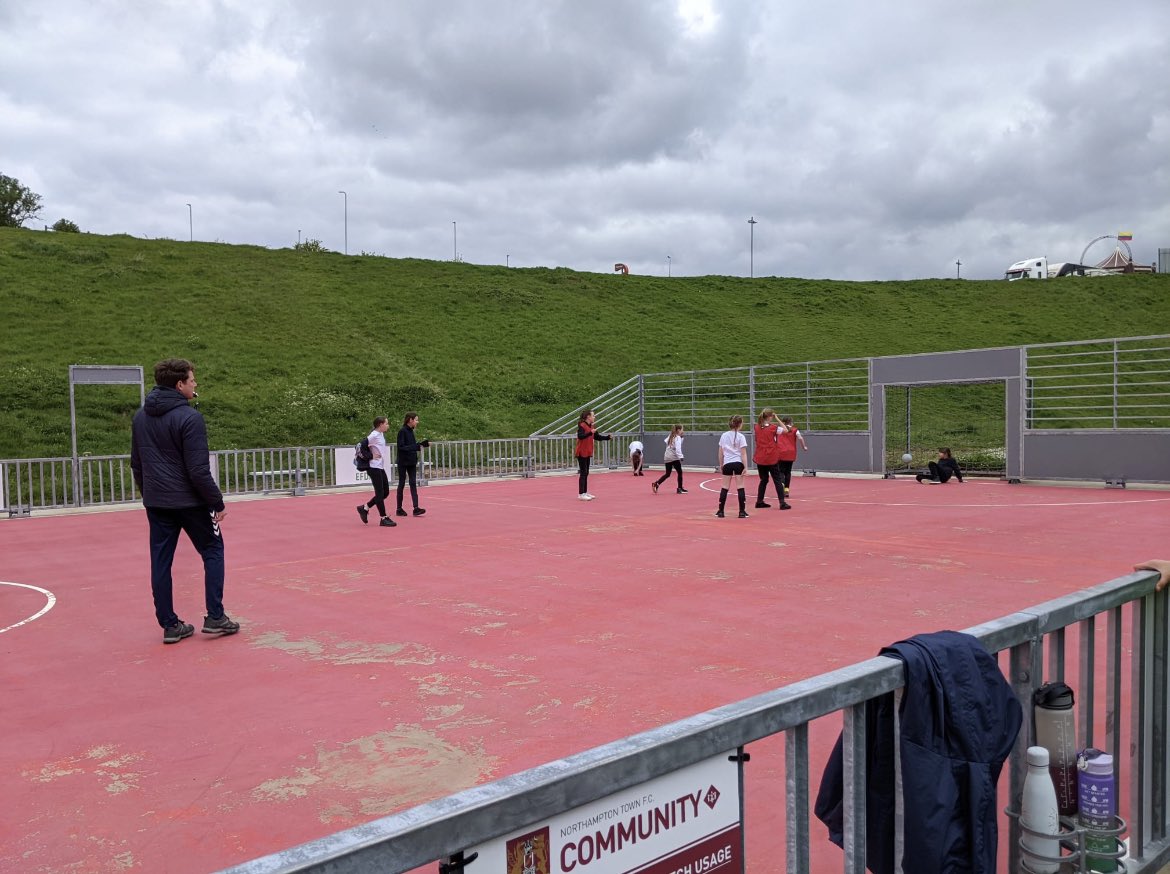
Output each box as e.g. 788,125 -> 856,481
956,259 -> 962,279
338,191 -> 347,255
452,222 -> 457,261
297,229 -> 301,245
748,216 -> 757,278
667,255 -> 671,277
186,203 -> 192,242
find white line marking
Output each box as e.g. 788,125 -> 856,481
820,497 -> 1170,508
0,581 -> 57,634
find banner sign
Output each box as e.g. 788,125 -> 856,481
465,752 -> 742,874
333,447 -> 369,487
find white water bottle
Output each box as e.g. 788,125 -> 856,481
1021,746 -> 1062,873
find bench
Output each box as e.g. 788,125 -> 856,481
487,456 -> 533,478
249,468 -> 316,495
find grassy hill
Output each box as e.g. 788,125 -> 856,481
1,227 -> 1167,459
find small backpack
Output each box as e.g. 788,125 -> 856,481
353,437 -> 373,471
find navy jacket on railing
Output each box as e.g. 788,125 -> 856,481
814,630 -> 1022,874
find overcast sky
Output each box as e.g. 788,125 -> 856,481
2,1 -> 1167,280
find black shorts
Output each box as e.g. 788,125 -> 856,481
721,462 -> 745,476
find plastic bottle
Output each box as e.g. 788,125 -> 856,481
1034,681 -> 1078,816
1078,749 -> 1118,873
1021,746 -> 1062,873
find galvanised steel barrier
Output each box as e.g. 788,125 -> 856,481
1026,337 -> 1170,429
216,567 -> 1169,874
532,362 -> 871,438
422,434 -> 634,481
1,438 -> 639,513
534,337 -> 1170,439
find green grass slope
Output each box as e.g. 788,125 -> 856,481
1,227 -> 1167,458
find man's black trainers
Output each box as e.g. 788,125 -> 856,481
163,621 -> 194,644
755,501 -> 771,509
380,516 -> 398,527
715,509 -> 725,518
396,508 -> 408,517
677,487 -> 688,494
202,614 -> 240,636
413,507 -> 426,516
780,502 -> 792,510
738,510 -> 750,518
356,505 -> 369,524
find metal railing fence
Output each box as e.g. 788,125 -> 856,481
531,376 -> 642,436
422,434 -> 634,481
214,446 -> 337,497
533,359 -> 871,437
1,439 -> 640,513
218,568 -> 1169,874
533,336 -> 1170,438
1025,337 -> 1170,429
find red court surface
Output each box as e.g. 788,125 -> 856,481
2,472 -> 1168,873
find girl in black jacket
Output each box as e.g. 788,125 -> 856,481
916,447 -> 964,484
396,412 -> 431,515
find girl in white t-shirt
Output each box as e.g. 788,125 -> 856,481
628,440 -> 645,476
356,416 -> 397,527
716,415 -> 749,518
652,424 -> 687,494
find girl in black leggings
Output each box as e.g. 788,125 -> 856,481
652,424 -> 687,494
574,410 -> 610,500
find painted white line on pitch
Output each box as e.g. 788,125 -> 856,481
0,581 -> 57,634
821,497 -> 1170,509
699,477 -> 746,493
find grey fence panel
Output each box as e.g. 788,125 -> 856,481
531,376 -> 642,436
78,455 -> 139,505
1025,337 -> 1170,429
213,447 -> 329,496
217,569 -> 1168,874
1,458 -> 75,511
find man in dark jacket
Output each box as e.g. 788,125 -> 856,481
131,358 -> 239,644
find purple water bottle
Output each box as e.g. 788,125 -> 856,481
1034,681 -> 1078,816
1077,749 -> 1117,873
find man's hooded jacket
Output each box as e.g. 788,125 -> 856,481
130,386 -> 225,512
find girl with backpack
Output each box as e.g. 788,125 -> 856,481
356,416 -> 396,527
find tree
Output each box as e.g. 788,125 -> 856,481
51,218 -> 80,233
294,238 -> 329,252
0,174 -> 44,227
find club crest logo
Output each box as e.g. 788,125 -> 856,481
506,827 -> 550,874
703,785 -> 720,809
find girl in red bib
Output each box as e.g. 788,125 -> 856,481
575,410 -> 610,500
753,408 -> 790,510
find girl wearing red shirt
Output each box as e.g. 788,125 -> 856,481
575,410 -> 611,501
753,409 -> 790,510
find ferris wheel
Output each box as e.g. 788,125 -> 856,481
1080,234 -> 1133,266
